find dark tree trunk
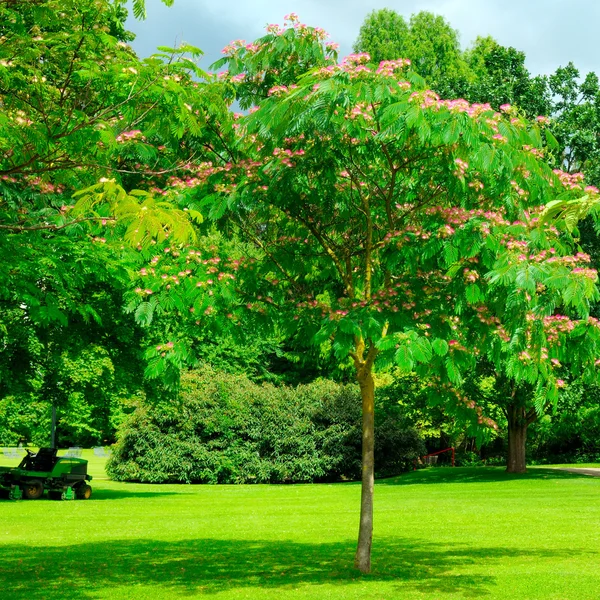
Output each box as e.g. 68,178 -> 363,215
506,403 -> 536,473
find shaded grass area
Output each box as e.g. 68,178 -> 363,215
0,537 -> 591,600
379,465 -> 590,485
0,463 -> 599,599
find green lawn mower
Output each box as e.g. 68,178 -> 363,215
0,447 -> 93,500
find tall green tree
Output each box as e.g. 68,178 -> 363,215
353,9 -> 469,96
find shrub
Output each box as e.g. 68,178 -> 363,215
107,368 -> 424,483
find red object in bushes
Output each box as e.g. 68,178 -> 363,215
414,447 -> 455,470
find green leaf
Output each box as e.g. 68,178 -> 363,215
394,345 -> 414,371
412,336 -> 433,363
465,284 -> 483,304
432,339 -> 449,356
445,357 -> 462,384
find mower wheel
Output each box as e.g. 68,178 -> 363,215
76,484 -> 92,500
22,481 -> 44,500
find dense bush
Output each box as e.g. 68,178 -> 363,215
107,368 -> 425,483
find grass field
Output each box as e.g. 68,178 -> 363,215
1,452 -> 599,600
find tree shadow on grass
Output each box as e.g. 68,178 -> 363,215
0,536 -> 593,599
378,466 -> 594,486
90,488 -> 182,501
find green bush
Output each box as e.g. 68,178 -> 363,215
107,368 -> 425,483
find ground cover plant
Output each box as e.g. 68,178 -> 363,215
0,454 -> 599,599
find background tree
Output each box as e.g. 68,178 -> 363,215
463,37 -> 551,118
549,63 -> 600,184
353,10 -> 470,97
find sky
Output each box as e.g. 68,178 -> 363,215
126,0 -> 600,78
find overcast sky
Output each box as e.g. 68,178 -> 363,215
126,0 -> 600,78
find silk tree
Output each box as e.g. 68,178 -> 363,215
131,18 -> 600,573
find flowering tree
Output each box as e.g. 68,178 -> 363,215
220,23 -> 600,572
123,16 -> 600,572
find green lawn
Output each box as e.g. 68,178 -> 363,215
1,453 -> 599,600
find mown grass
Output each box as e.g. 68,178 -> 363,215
1,451 -> 599,600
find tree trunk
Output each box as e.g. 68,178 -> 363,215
354,363 -> 375,574
506,404 -> 529,473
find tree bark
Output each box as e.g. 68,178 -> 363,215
506,404 -> 530,473
354,361 -> 375,574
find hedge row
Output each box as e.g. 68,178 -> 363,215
107,368 -> 425,483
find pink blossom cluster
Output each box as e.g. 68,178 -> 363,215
307,26 -> 328,41
463,269 -> 479,283
315,64 -> 340,77
342,53 -> 371,65
522,144 -> 544,159
434,382 -> 499,429
26,177 -> 63,194
268,85 -> 289,97
426,205 -> 508,228
375,59 -> 411,77
510,179 -> 528,198
513,250 -> 592,270
411,91 -> 495,119
552,169 -> 586,190
156,342 -> 174,351
543,314 -> 576,343
473,304 -> 501,325
410,90 -> 439,109
400,223 -> 431,241
572,267 -> 598,280
273,146 -> 305,167
221,39 -> 246,55
266,24 -> 284,35
347,102 -> 374,121
116,130 -> 144,143
437,224 -> 455,238
453,158 -> 468,177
